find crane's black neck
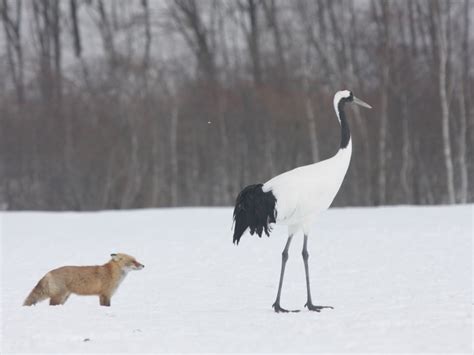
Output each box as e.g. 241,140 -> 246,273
337,101 -> 351,149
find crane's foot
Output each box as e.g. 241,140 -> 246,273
272,302 -> 300,313
304,302 -> 334,312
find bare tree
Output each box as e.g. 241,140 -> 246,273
372,0 -> 391,205
69,0 -> 82,58
31,0 -> 63,103
435,0 -> 455,204
262,0 -> 287,81
95,0 -> 117,69
237,0 -> 263,86
141,0 -> 151,79
1,0 -> 24,104
168,0 -> 217,81
301,43 -> 319,162
457,0 -> 469,203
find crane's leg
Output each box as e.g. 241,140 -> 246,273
303,234 -> 334,312
272,235 -> 299,313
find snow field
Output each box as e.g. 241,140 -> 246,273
1,205 -> 472,353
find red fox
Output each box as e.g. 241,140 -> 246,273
23,253 -> 144,307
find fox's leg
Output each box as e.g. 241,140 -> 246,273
50,291 -> 69,306
99,295 -> 111,307
49,295 -> 63,306
59,293 -> 71,305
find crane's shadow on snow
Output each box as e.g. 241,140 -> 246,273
273,305 -> 334,313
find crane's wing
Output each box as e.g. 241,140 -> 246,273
262,158 -> 341,224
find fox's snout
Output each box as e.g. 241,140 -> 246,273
111,253 -> 144,271
133,261 -> 144,270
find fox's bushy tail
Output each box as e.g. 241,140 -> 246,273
23,276 -> 48,306
232,184 -> 277,245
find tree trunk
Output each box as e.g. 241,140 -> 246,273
378,65 -> 389,205
302,45 -> 319,162
169,104 -> 179,206
437,0 -> 455,204
457,0 -> 469,203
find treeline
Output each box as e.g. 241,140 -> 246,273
0,0 -> 472,210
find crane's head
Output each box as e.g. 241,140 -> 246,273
333,90 -> 372,118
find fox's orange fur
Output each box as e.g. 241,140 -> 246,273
23,253 -> 144,307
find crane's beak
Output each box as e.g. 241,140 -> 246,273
353,96 -> 372,109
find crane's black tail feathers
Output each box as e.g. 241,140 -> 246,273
232,184 -> 277,245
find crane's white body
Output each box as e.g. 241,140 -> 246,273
262,141 -> 352,232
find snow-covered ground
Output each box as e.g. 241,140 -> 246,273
1,205 -> 472,353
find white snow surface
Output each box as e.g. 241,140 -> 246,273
1,205 -> 472,353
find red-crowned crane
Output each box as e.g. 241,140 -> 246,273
232,90 -> 372,313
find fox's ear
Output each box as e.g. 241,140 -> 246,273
110,253 -> 119,261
